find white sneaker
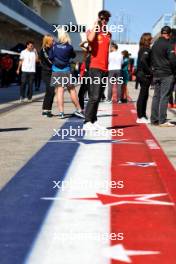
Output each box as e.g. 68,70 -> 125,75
19,97 -> 24,103
159,122 -> 175,127
93,121 -> 108,130
83,122 -> 97,131
136,117 -> 150,124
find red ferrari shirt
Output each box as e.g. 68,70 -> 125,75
88,31 -> 111,71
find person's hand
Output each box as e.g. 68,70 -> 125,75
94,19 -> 99,27
16,69 -> 20,75
93,19 -> 100,33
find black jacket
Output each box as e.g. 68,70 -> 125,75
151,37 -> 176,77
40,47 -> 52,72
137,47 -> 152,77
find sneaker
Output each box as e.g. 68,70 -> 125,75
46,112 -> 53,118
27,99 -> 33,103
19,97 -> 25,103
42,111 -> 53,118
74,110 -> 85,119
121,98 -> 128,103
83,122 -> 97,131
117,100 -> 122,104
136,117 -> 150,124
151,121 -> 159,126
94,121 -> 108,130
42,111 -> 48,116
58,112 -> 64,119
159,122 -> 175,127
106,100 -> 112,104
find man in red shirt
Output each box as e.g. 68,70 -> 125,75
83,10 -> 111,131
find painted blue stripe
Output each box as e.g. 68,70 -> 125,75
0,119 -> 83,264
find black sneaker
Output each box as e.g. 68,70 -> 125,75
42,111 -> 48,116
46,112 -> 53,118
42,111 -> 53,117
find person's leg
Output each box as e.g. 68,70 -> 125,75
118,71 -> 123,101
28,73 -> 35,100
56,87 -> 64,113
78,78 -> 87,110
85,68 -> 103,123
68,86 -> 82,110
107,70 -> 114,101
36,69 -> 42,90
151,78 -> 161,124
121,84 -> 127,101
20,72 -> 27,99
137,78 -> 151,118
159,75 -> 174,124
135,80 -> 139,90
100,71 -> 108,100
42,72 -> 54,111
168,81 -> 174,106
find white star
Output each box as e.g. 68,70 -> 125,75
103,244 -> 160,263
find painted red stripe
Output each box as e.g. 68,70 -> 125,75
110,102 -> 176,264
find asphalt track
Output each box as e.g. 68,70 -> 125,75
0,99 -> 176,264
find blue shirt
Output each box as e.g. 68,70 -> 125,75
49,42 -> 75,72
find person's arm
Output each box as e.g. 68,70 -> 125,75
80,41 -> 88,49
141,49 -> 152,75
48,45 -> 54,61
16,51 -> 24,74
71,47 -> 76,59
41,48 -> 52,67
16,60 -> 23,75
121,58 -> 128,69
34,48 -> 39,62
87,20 -> 99,42
168,44 -> 176,75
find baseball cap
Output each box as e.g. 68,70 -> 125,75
161,26 -> 172,35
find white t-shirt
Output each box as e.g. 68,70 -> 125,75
108,51 -> 123,71
20,49 -> 36,73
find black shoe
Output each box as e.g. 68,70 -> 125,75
46,112 -> 53,118
121,98 -> 128,103
42,111 -> 53,117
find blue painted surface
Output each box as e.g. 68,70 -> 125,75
0,120 -> 83,264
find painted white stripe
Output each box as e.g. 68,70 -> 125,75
25,104 -> 112,264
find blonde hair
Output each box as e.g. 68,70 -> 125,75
42,35 -> 53,48
57,28 -> 71,44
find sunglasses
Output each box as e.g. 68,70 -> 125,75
100,16 -> 109,22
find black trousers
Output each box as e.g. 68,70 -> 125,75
85,68 -> 107,123
42,70 -> 55,111
137,74 -> 151,118
78,72 -> 90,110
20,72 -> 35,99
